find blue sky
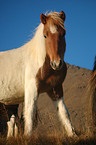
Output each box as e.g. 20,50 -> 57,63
0,0 -> 96,70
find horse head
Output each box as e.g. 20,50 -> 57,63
40,11 -> 66,70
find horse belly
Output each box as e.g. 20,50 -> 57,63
0,47 -> 25,105
0,75 -> 24,105
0,85 -> 24,105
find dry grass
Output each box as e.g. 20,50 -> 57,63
0,133 -> 96,145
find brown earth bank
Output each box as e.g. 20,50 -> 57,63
0,63 -> 96,144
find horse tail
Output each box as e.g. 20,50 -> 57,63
89,56 -> 96,126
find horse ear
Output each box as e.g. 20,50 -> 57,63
40,13 -> 48,24
59,11 -> 66,22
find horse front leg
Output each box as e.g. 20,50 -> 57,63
24,78 -> 38,136
56,97 -> 76,136
47,85 -> 76,137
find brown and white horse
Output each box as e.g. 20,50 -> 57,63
0,11 -> 75,137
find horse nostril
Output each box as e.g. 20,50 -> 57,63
53,61 -> 56,68
59,59 -> 62,68
50,61 -> 53,67
50,60 -> 63,70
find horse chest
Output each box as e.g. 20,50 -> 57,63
37,73 -> 60,93
36,62 -> 67,93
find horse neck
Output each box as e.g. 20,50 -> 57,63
25,23 -> 46,68
37,55 -> 53,80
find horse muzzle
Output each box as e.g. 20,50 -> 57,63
50,59 -> 63,70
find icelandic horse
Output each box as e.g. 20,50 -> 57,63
0,11 -> 76,137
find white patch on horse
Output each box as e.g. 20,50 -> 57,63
50,25 -> 57,34
7,115 -> 18,138
7,115 -> 15,138
54,97 -> 74,136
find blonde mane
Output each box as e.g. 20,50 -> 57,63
25,23 -> 46,70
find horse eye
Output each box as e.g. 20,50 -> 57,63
44,35 -> 47,39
